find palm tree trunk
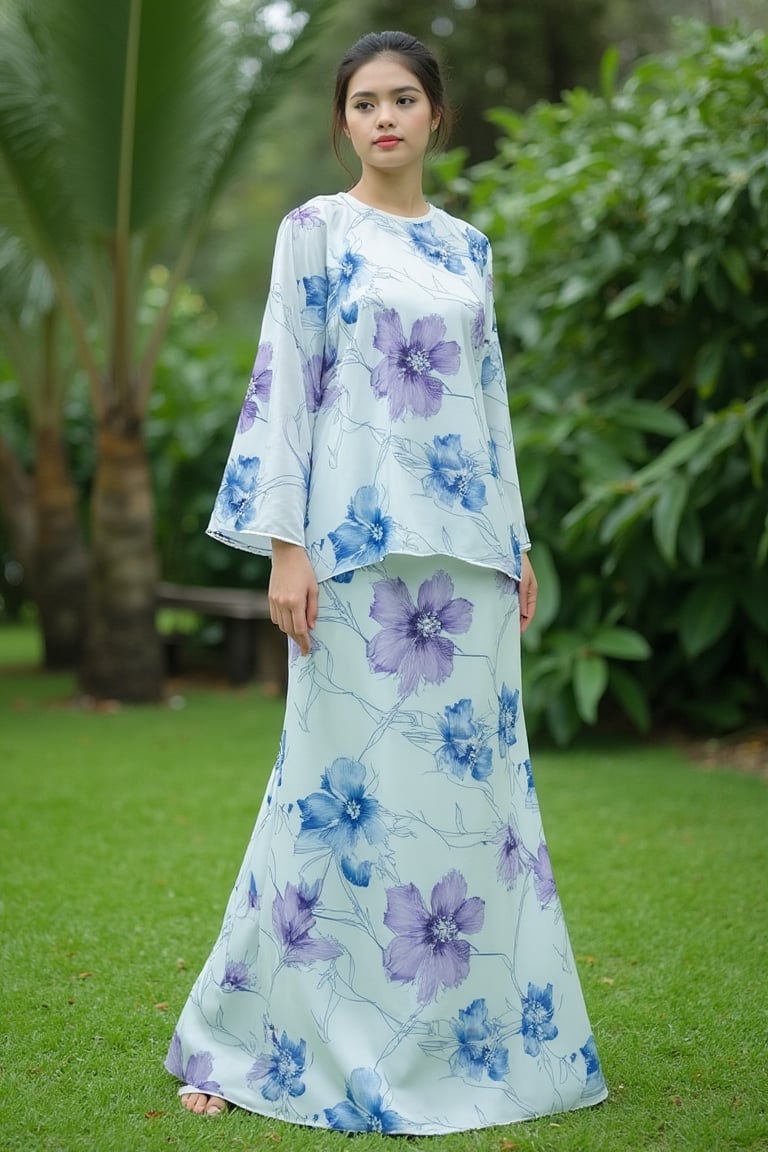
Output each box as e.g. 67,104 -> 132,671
0,434 -> 36,600
33,425 -> 89,668
80,421 -> 163,701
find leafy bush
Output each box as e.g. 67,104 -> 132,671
437,22 -> 768,742
143,269 -> 270,591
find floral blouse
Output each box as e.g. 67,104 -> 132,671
207,192 -> 530,582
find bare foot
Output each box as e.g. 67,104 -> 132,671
180,1091 -> 228,1115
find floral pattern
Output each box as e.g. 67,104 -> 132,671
206,192 -> 529,582
167,557 -> 606,1132
173,186 -> 604,1132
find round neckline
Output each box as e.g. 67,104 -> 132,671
338,191 -> 434,223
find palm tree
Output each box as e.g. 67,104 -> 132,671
0,0 -> 334,700
0,226 -> 88,668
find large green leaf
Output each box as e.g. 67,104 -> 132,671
678,580 -> 736,658
573,654 -> 608,725
652,472 -> 690,565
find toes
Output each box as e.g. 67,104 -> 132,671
205,1096 -> 227,1115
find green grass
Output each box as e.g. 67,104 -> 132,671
1,628 -> 767,1152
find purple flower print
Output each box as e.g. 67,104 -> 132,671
497,682 -> 520,755
215,454 -> 260,530
303,346 -> 338,414
383,870 -> 484,1004
370,309 -> 460,420
247,1028 -> 307,1101
471,304 -> 485,352
238,343 -> 272,432
296,758 -> 389,887
328,486 -> 394,570
272,878 -> 342,966
165,1032 -> 222,1094
533,842 -> 557,908
367,570 -> 473,697
324,1067 -> 406,1133
221,958 -> 254,992
423,434 -> 487,513
520,982 -> 558,1057
436,698 -> 493,781
288,203 -> 322,228
494,818 -> 532,890
449,998 -> 509,1082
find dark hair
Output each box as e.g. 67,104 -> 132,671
331,30 -> 452,167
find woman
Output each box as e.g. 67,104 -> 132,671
166,29 -> 608,1133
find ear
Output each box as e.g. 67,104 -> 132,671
431,113 -> 441,132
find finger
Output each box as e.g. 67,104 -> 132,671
306,582 -> 319,630
290,608 -> 311,656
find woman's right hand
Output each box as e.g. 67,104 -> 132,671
269,539 -> 319,656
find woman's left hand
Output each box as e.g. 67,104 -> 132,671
519,552 -> 538,634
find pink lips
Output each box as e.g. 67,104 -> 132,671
374,136 -> 401,149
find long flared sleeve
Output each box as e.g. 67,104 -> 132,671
480,249 -> 531,559
206,211 -> 328,556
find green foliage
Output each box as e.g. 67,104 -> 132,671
444,22 -> 768,741
142,269 -> 270,590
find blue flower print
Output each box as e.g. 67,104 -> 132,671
580,1035 -> 604,1091
533,842 -> 557,908
248,872 -> 261,909
166,1032 -> 222,1094
324,1067 -> 406,1133
296,757 -> 389,887
371,309 -> 460,421
481,342 -> 503,391
408,221 -> 465,274
302,273 -> 328,324
303,347 -> 338,414
423,434 -> 488,513
238,342 -> 272,432
383,870 -> 484,1004
215,454 -> 260,530
464,226 -> 490,273
497,682 -> 520,755
367,570 -> 473,697
247,1028 -> 307,1101
436,698 -> 493,781
449,998 -> 510,1082
494,818 -> 532,890
272,878 -> 343,965
328,247 -> 369,324
520,982 -> 559,1057
328,485 -> 394,569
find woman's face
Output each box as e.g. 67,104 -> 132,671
343,56 -> 438,174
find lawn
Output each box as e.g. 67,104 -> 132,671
1,622 -> 766,1152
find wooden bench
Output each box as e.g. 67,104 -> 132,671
156,581 -> 287,692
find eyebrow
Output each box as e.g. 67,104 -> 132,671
349,85 -> 422,99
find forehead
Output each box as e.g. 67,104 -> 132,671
346,55 -> 425,99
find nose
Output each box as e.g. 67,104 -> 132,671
376,103 -> 396,128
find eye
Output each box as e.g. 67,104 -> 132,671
353,101 -> 373,111
397,96 -> 416,105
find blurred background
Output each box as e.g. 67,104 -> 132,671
1,0 -> 766,743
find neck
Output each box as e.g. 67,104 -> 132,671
348,170 -> 428,218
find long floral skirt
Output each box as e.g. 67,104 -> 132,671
165,555 -> 607,1134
